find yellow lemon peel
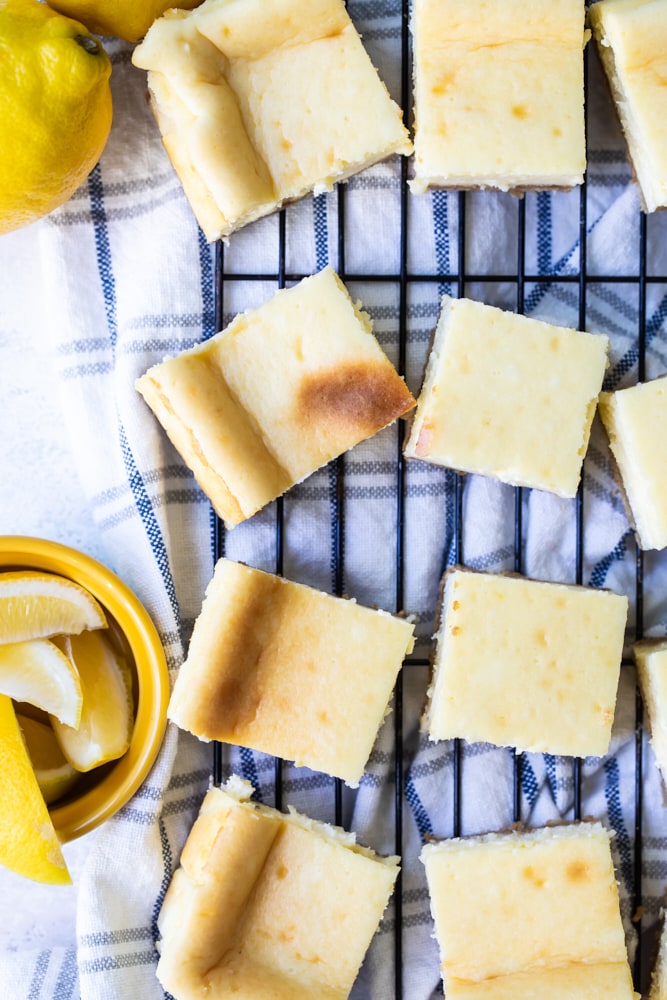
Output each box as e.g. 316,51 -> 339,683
0,695 -> 71,884
45,0 -> 203,43
0,0 -> 112,234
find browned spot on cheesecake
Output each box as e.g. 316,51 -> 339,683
296,361 -> 415,437
195,574 -> 291,737
415,419 -> 435,457
522,865 -> 545,888
566,859 -> 589,882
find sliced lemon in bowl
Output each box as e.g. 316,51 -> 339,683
17,713 -> 81,805
0,570 -> 107,643
52,630 -> 134,772
0,638 -> 83,727
0,694 -> 71,885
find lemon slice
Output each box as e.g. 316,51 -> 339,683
17,713 -> 81,805
0,570 -> 107,643
0,694 -> 70,885
0,638 -> 83,727
52,630 -> 134,772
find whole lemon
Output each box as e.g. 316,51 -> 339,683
45,0 -> 203,43
0,0 -> 112,235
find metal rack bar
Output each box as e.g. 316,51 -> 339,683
632,210 -> 648,987
207,269 -> 667,286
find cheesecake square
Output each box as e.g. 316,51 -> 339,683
410,0 -> 587,194
403,296 -> 609,498
168,558 -> 415,786
132,0 -> 411,241
647,895 -> 667,999
137,267 -> 415,528
598,377 -> 667,550
590,0 -> 667,213
423,568 -> 628,756
634,639 -> 667,786
421,823 -> 638,1000
157,778 -> 399,1000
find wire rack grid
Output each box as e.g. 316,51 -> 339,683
200,3 -> 667,997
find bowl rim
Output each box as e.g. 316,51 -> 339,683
0,535 -> 170,841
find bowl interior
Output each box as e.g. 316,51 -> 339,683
0,536 -> 170,841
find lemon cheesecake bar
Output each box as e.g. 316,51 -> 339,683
410,0 -> 588,194
156,777 -> 399,1000
424,568 -> 628,756
599,377 -> 667,550
168,558 -> 415,786
137,267 -> 415,528
634,639 -> 667,786
421,823 -> 639,1000
590,0 -> 667,213
132,0 -> 411,241
647,896 -> 667,999
403,296 -> 609,498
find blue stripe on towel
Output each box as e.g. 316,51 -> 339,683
432,190 -> 451,297
603,291 -> 667,391
520,755 -> 540,810
405,770 -> 434,842
87,163 -> 181,624
544,753 -> 558,805
604,757 -> 633,893
198,227 -> 216,341
27,951 -> 50,1000
239,747 -> 262,800
151,818 -> 173,950
314,192 -> 329,272
312,191 -> 344,597
88,164 -> 118,347
536,192 -> 552,275
589,530 -> 632,589
53,948 -> 78,1000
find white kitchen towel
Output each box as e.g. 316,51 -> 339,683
1,2 -> 667,998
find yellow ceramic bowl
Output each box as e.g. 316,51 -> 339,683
0,535 -> 170,841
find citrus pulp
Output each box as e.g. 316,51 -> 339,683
0,638 -> 83,726
0,570 -> 107,642
53,630 -> 134,771
17,713 -> 81,804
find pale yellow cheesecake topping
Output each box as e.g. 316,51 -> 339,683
137,267 -> 415,528
404,296 -> 609,498
410,0 -> 588,193
157,780 -> 399,1000
168,558 -> 415,786
590,0 -> 667,213
421,823 -> 639,1000
599,377 -> 667,550
133,0 -> 411,240
424,568 -> 628,756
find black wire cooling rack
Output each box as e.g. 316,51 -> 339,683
203,3 -> 667,996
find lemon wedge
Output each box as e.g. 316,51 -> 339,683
0,570 -> 107,643
0,694 -> 70,884
17,713 -> 81,805
52,630 -> 134,772
0,638 -> 83,727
